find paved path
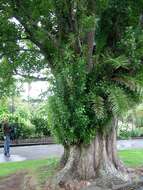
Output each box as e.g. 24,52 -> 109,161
117,139 -> 143,150
0,144 -> 64,163
0,139 -> 143,163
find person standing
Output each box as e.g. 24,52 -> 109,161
3,119 -> 11,157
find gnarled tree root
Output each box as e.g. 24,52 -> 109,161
51,127 -> 131,190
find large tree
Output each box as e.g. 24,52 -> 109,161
1,0 -> 143,188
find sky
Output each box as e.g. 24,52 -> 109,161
20,81 -> 49,100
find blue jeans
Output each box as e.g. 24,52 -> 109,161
4,135 -> 11,156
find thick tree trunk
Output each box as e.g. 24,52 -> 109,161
53,123 -> 130,188
60,145 -> 70,169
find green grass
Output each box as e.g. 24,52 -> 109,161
0,157 -> 59,178
0,149 -> 143,180
119,149 -> 143,167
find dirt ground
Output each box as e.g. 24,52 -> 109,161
0,169 -> 143,190
0,172 -> 26,190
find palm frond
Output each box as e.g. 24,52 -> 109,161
90,94 -> 105,120
103,54 -> 129,69
112,75 -> 143,95
107,86 -> 129,116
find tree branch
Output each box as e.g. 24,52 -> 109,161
15,15 -> 54,69
11,0 -> 55,69
14,70 -> 48,82
87,30 -> 95,72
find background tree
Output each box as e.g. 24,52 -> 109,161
0,97 -> 35,140
1,0 -> 143,187
31,102 -> 51,137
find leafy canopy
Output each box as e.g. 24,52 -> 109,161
0,1 -> 143,145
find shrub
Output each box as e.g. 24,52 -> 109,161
118,129 -> 131,140
31,116 -> 51,137
0,113 -> 35,140
118,127 -> 143,139
17,124 -> 35,139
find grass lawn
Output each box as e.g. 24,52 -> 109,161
0,158 -> 59,178
0,149 -> 143,180
119,149 -> 143,167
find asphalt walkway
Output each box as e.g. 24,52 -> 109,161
0,139 -> 143,163
0,144 -> 64,163
117,139 -> 143,150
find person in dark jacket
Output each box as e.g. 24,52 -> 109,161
3,119 -> 11,157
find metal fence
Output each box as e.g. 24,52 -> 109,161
0,137 -> 54,147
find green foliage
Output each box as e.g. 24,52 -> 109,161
81,15 -> 97,32
0,97 -> 35,140
0,113 -> 35,140
1,0 -> 143,146
48,10 -> 143,145
0,59 -> 16,97
48,56 -> 92,145
90,94 -> 105,120
0,97 -> 9,115
30,101 -> 51,137
118,126 -> 143,140
48,95 -> 71,144
18,124 -> 35,139
130,128 -> 143,137
31,116 -> 50,137
103,54 -> 129,69
125,104 -> 143,128
118,128 -> 131,140
107,86 -> 129,116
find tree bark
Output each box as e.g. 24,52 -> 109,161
60,145 -> 70,169
53,122 -> 130,188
